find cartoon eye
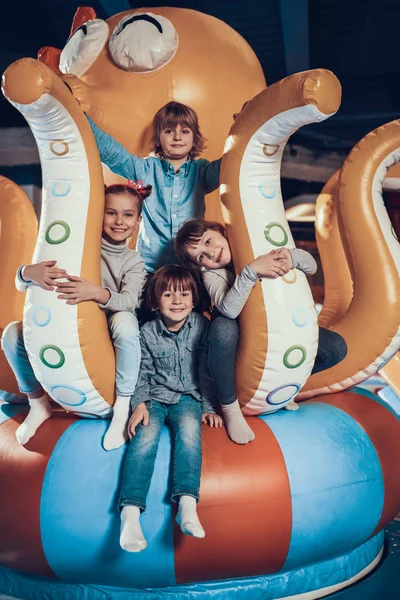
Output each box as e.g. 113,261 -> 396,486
109,13 -> 178,73
59,19 -> 109,77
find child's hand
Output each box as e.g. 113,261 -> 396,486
23,261 -> 67,291
56,276 -> 111,305
128,403 -> 149,439
202,413 -> 224,428
250,251 -> 291,278
273,248 -> 294,271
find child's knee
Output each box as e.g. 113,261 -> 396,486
1,321 -> 23,351
178,415 -> 201,443
109,312 -> 140,338
210,316 -> 238,342
333,333 -> 347,362
318,328 -> 347,364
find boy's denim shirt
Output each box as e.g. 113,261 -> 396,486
88,117 -> 221,273
132,312 -> 217,414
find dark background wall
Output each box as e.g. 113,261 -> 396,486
1,0 -> 400,145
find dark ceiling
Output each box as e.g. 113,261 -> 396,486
1,0 -> 400,151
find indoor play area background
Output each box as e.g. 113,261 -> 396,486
1,1 -> 400,599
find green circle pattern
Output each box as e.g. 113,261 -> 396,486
264,222 -> 289,247
40,345 -> 65,369
45,221 -> 71,245
283,345 -> 307,369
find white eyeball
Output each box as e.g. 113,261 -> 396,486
109,13 -> 178,73
59,19 -> 109,77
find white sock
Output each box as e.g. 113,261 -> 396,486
15,394 -> 52,445
221,400 -> 255,444
284,400 -> 299,411
120,505 -> 147,552
176,495 -> 205,539
103,394 -> 131,451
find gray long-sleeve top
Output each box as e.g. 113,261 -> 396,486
131,312 -> 217,414
202,248 -> 317,319
16,238 -> 145,314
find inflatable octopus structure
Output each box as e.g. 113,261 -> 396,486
0,6 -> 399,600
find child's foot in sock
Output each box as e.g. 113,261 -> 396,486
284,400 -> 299,411
15,394 -> 52,445
221,400 -> 255,444
120,505 -> 147,552
177,495 -> 205,538
103,394 -> 131,451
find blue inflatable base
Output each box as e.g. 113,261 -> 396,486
0,531 -> 385,600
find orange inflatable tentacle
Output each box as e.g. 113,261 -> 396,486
2,58 -> 115,407
221,69 -> 341,410
302,121 -> 400,397
380,352 -> 400,396
315,170 -> 353,329
0,176 -> 37,395
315,167 -> 400,395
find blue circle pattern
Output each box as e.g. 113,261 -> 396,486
259,184 -> 276,199
50,385 -> 86,406
32,306 -> 52,327
52,181 -> 71,197
267,383 -> 301,405
292,306 -> 309,328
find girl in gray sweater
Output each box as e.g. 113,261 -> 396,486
175,219 -> 347,445
1,183 -> 151,450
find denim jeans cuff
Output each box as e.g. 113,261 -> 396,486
220,394 -> 237,406
119,499 -> 146,512
115,391 -> 133,397
19,385 -> 43,396
171,490 -> 200,503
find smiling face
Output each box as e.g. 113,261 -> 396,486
185,228 -> 232,270
158,287 -> 194,331
102,192 -> 141,245
159,124 -> 194,163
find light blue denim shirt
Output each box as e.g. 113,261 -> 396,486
88,117 -> 221,272
132,312 -> 217,414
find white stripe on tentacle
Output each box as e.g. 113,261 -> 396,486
11,94 -> 112,417
239,104 -> 335,415
299,148 -> 400,399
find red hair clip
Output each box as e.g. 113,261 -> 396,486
105,179 -> 150,201
126,179 -> 147,199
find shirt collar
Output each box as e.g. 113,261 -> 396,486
155,312 -> 194,336
161,158 -> 192,177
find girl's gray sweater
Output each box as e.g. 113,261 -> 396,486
16,238 -> 145,314
202,248 -> 317,319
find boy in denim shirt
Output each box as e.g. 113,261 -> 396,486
88,101 -> 221,273
118,265 -> 221,553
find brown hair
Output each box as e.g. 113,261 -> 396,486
151,101 -> 206,159
105,183 -> 152,215
146,264 -> 200,311
174,218 -> 227,266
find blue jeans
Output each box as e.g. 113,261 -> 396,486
311,327 -> 347,374
119,395 -> 202,511
208,315 -> 239,406
108,312 -> 141,396
1,311 -> 141,397
1,321 -> 41,395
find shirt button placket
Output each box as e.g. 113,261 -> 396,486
178,340 -> 184,383
171,179 -> 179,232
